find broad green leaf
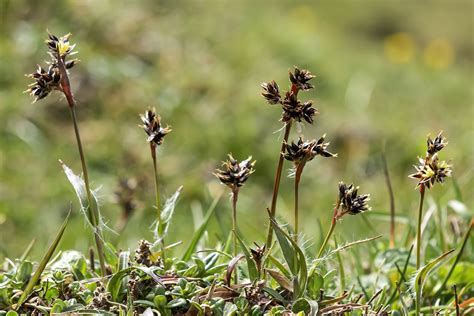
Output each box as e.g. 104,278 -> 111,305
307,270 -> 324,300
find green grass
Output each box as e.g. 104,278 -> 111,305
0,1 -> 473,314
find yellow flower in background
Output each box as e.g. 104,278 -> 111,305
384,32 -> 415,64
423,38 -> 455,70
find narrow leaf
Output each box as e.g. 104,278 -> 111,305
16,210 -> 71,309
410,249 -> 455,298
182,193 -> 222,261
235,233 -> 259,281
155,186 -> 183,243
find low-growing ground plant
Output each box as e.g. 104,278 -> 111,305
0,32 -> 472,315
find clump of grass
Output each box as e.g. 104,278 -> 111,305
3,31 -> 471,315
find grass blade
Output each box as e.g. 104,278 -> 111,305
235,233 -> 258,281
15,210 -> 71,309
182,193 -> 222,262
411,249 -> 455,310
269,216 -> 307,298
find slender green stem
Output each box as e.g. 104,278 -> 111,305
231,189 -> 239,283
68,106 -> 107,276
266,121 -> 292,248
56,52 -> 107,276
415,184 -> 426,315
317,207 -> 338,258
151,144 -> 165,262
416,185 -> 426,269
382,152 -> 396,248
293,163 -> 305,243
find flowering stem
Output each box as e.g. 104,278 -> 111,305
317,207 -> 338,258
231,188 -> 239,283
57,55 -> 107,276
293,163 -> 305,243
266,121 -> 293,248
150,144 -> 165,263
415,183 -> 426,315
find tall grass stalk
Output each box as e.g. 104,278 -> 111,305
57,57 -> 107,276
150,143 -> 165,261
293,162 -> 305,242
317,207 -> 338,258
266,121 -> 292,248
415,183 -> 426,315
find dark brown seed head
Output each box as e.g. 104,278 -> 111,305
281,91 -> 318,124
283,135 -> 336,166
135,239 -> 153,267
261,80 -> 281,105
289,66 -> 315,91
214,154 -> 256,191
427,132 -> 447,156
25,64 -> 63,102
337,182 -> 370,216
140,108 -> 171,146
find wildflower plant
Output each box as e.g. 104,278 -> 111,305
283,135 -> 337,241
214,154 -> 256,258
139,107 -> 171,261
261,66 -> 318,247
25,32 -> 107,276
317,182 -> 371,258
409,132 -> 452,314
4,31 -> 468,315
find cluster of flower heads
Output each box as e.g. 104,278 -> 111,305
261,66 -> 318,124
214,154 -> 256,191
283,135 -> 337,167
26,33 -> 78,102
335,182 -> 371,219
409,132 -> 452,189
140,107 -> 172,146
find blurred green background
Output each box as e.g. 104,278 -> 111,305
0,0 -> 472,260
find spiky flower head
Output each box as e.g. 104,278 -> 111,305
25,32 -> 78,103
409,132 -> 452,190
46,32 -> 77,58
283,135 -> 337,166
289,66 -> 315,91
409,154 -> 452,189
281,91 -> 318,123
427,132 -> 447,157
261,80 -> 281,105
140,108 -> 171,146
337,182 -> 371,216
214,154 -> 256,191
